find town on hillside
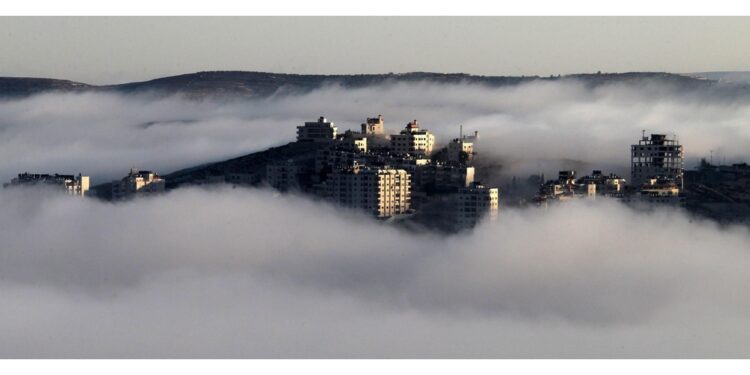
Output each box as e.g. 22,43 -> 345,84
6,116 -> 750,231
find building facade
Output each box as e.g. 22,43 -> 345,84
297,116 -> 337,142
6,173 -> 90,197
341,130 -> 368,152
412,164 -> 475,194
327,166 -> 411,218
631,133 -> 684,188
267,160 -> 301,192
111,169 -> 165,200
361,115 -> 385,135
573,170 -> 627,198
447,137 -> 474,163
632,177 -> 684,205
534,170 -> 598,205
390,120 -> 435,157
456,182 -> 499,229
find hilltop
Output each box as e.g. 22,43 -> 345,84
0,71 -> 720,99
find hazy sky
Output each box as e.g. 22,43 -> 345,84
1,17 -> 750,84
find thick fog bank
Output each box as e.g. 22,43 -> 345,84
1,187 -> 750,357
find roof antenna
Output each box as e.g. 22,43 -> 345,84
460,124 -> 463,140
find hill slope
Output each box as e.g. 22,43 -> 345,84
0,71 -> 719,99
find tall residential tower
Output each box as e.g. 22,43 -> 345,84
630,132 -> 684,187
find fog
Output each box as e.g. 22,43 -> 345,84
3,80 -> 750,184
1,186 -> 750,358
3,80 -> 750,357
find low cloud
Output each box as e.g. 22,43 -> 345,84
1,187 -> 750,357
3,80 -> 750,184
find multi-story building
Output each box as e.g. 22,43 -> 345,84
314,147 -> 368,177
631,132 -> 684,188
5,172 -> 90,197
361,115 -> 385,135
456,182 -> 499,229
576,170 -> 627,196
447,126 -> 476,163
267,160 -> 301,192
412,163 -> 475,194
447,137 -> 474,163
632,177 -> 684,205
111,168 -> 165,200
327,166 -> 411,218
297,116 -> 337,142
534,170 -> 597,205
390,120 -> 435,157
227,173 -> 261,186
340,130 -> 368,153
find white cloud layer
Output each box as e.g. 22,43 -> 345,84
1,186 -> 750,358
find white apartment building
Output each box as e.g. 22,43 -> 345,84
297,116 -> 337,142
631,133 -> 684,187
6,173 -> 90,197
390,120 -> 435,157
327,166 -> 411,218
111,168 -> 166,200
456,182 -> 499,229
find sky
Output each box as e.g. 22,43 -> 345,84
1,17 -> 750,84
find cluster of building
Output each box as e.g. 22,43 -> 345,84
4,119 -> 699,230
275,115 -> 497,228
4,168 -> 165,200
3,173 -> 90,197
533,132 -> 685,206
111,168 -> 166,200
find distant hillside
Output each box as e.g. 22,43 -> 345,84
690,71 -> 750,84
0,77 -> 93,97
0,71 -> 721,99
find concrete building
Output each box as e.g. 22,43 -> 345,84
534,170 -> 597,205
634,177 -> 684,205
5,172 -> 90,197
227,172 -> 260,186
340,130 -> 368,153
327,166 -> 411,218
447,126 -> 476,163
111,168 -> 165,200
456,182 -> 499,229
631,132 -> 684,188
390,120 -> 435,157
267,160 -> 301,192
412,163 -> 475,194
576,170 -> 627,196
361,115 -> 385,135
447,137 -> 474,163
297,116 -> 337,142
314,147 -> 368,177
